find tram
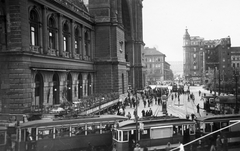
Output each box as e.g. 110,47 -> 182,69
112,116 -> 196,151
195,114 -> 240,149
3,114 -> 127,151
204,95 -> 240,114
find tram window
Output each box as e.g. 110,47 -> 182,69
55,126 -> 70,138
173,126 -> 182,135
213,122 -> 220,131
38,128 -> 53,140
71,125 -> 85,136
221,122 -> 229,131
140,129 -> 150,139
87,124 -> 100,134
205,123 -> 211,132
113,130 -> 118,140
25,128 -> 36,141
230,121 -> 240,132
123,131 -> 128,141
102,123 -> 113,133
0,131 -> 6,145
20,129 -> 25,141
189,125 -> 195,135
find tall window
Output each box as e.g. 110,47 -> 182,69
53,73 -> 60,104
63,23 -> 69,52
67,73 -> 72,102
87,74 -> 91,96
78,74 -> 83,99
48,16 -> 56,49
75,27 -> 81,54
85,30 -> 90,56
35,73 -> 43,109
29,9 -> 39,46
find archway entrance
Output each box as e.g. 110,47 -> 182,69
78,73 -> 83,99
87,74 -> 91,96
53,73 -> 60,104
35,73 -> 43,109
67,73 -> 72,102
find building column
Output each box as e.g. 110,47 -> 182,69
42,6 -> 48,54
58,14 -> 63,56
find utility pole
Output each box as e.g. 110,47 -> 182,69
234,68 -> 238,114
218,68 -> 221,96
214,68 -> 216,96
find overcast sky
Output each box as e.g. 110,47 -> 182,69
143,0 -> 240,62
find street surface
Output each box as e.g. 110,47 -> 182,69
124,85 -> 212,119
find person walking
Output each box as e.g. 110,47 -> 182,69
127,112 -> 131,119
134,143 -> 141,151
197,104 -> 200,113
142,109 -> 146,117
216,135 -> 223,151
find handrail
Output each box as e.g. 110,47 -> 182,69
170,120 -> 240,151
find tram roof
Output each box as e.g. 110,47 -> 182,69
196,114 -> 240,122
18,115 -> 127,128
117,116 -> 194,130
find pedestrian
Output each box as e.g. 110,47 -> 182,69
165,142 -> 171,151
127,112 -> 131,119
143,99 -> 147,108
142,109 -> 145,117
134,143 -> 141,151
216,135 -> 223,151
191,113 -> 195,121
199,90 -> 201,96
171,94 -> 174,100
197,104 -> 200,113
149,108 -> 153,116
186,114 -> 189,120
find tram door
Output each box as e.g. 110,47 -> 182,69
183,125 -> 190,144
129,130 -> 136,150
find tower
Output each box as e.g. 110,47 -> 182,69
183,28 -> 191,82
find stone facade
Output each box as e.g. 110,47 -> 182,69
0,0 -> 144,113
143,47 -> 167,85
183,29 -> 231,85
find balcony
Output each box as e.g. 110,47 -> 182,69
74,53 -> 80,59
30,45 -> 41,53
63,51 -> 70,58
48,49 -> 59,56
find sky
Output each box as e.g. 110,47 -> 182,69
143,0 -> 240,62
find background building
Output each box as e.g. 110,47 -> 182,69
0,0 -> 144,113
183,29 -> 204,85
143,47 -> 173,85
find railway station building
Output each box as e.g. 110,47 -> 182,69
0,0 -> 144,113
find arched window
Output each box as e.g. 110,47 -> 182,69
85,30 -> 90,57
48,16 -> 56,49
67,73 -> 72,102
53,73 -> 60,104
78,73 -> 83,99
29,9 -> 39,46
35,73 -> 43,109
87,74 -> 91,96
122,73 -> 124,94
63,22 -> 69,52
75,27 -> 81,55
